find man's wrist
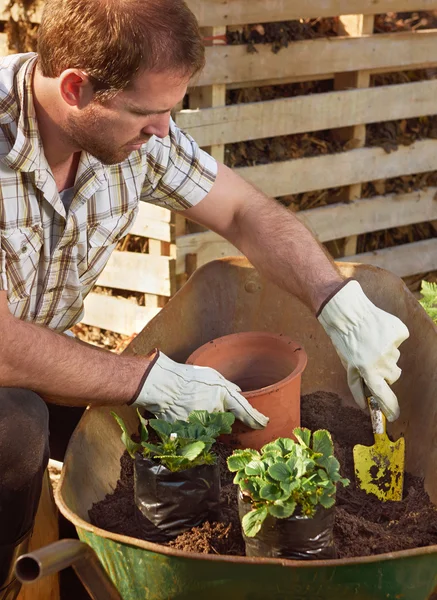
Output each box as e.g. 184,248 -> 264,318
316,278 -> 356,317
129,348 -> 160,405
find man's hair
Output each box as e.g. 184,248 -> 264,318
37,0 -> 205,99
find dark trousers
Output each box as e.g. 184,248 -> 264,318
0,388 -> 50,546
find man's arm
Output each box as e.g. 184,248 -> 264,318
0,291 -> 150,406
182,162 -> 342,313
182,161 -> 409,422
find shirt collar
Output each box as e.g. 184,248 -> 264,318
2,54 -> 46,173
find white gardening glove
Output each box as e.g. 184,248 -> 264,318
317,279 -> 409,422
131,350 -> 269,429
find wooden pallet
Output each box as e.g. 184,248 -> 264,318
81,202 -> 175,336
174,0 -> 437,283
2,0 -> 437,333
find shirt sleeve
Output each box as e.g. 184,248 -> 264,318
140,118 -> 218,211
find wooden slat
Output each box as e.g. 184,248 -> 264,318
175,188 -> 437,273
0,33 -> 10,56
187,0 -> 437,27
130,203 -> 172,241
3,0 -> 437,26
177,80 -> 437,147
299,188 -> 437,240
338,238 -> 437,277
82,293 -> 160,336
188,26 -> 227,160
333,13 -> 375,257
96,251 -> 173,296
198,30 -> 437,86
236,138 -> 437,197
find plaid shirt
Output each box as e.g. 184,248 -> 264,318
0,53 -> 217,331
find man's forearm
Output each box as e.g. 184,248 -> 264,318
0,299 -> 150,406
231,188 -> 343,313
184,163 -> 343,314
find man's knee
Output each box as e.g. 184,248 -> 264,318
0,389 -> 49,489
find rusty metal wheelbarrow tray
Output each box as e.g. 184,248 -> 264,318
55,258 -> 437,600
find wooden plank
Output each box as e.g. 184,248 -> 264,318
236,138 -> 437,197
186,0 -> 437,27
17,472 -> 60,600
175,188 -> 437,273
136,202 -> 171,223
3,0 -> 437,26
96,251 -> 173,296
176,233 -> 242,274
187,26 -> 226,161
82,293 -> 160,335
198,30 -> 437,86
299,188 -> 437,241
177,80 -> 437,147
333,13 -> 375,257
338,238 -> 437,277
130,214 -> 172,242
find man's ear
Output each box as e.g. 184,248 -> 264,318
59,69 -> 94,108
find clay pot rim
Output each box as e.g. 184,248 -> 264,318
186,331 -> 308,399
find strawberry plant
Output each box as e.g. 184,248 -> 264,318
112,409 -> 235,472
228,428 -> 349,538
419,280 -> 437,324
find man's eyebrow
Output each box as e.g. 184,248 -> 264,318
127,104 -> 172,116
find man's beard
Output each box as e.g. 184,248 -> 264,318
64,108 -> 137,165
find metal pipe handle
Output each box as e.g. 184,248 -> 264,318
15,539 -> 122,600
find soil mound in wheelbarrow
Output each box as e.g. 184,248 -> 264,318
89,391 -> 437,558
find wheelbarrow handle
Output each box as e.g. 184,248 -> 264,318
15,538 -> 122,600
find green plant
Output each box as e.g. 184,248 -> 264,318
419,280 -> 437,323
227,428 -> 349,537
112,410 -> 235,472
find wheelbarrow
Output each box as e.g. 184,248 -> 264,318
30,258 -> 437,599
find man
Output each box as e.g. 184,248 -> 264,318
0,0 -> 409,596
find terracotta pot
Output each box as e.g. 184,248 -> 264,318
186,332 -> 307,449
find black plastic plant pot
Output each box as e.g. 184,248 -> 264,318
238,493 -> 337,560
134,455 -> 221,543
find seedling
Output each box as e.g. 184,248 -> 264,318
227,428 -> 349,537
112,409 -> 235,472
420,280 -> 437,324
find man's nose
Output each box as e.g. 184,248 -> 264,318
142,112 -> 171,139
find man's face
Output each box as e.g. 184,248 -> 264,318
63,69 -> 189,165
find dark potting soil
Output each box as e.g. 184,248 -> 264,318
89,391 -> 437,558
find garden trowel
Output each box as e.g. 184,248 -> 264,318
353,389 -> 405,502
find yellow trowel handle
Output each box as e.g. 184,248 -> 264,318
366,393 -> 387,443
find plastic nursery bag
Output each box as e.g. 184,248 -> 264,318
238,494 -> 336,560
134,455 -> 221,543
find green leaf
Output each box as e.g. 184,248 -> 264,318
293,427 -> 311,447
268,500 -> 296,519
280,479 -> 300,496
111,412 -> 141,459
241,506 -> 268,537
261,441 -> 285,455
187,410 -> 210,426
268,462 -> 291,482
149,419 -> 173,439
239,476 -> 264,499
312,429 -> 334,459
227,449 -> 260,472
259,483 -> 283,501
179,441 -> 205,460
324,455 -> 341,479
245,460 -> 266,477
141,442 -> 162,455
275,438 -> 296,455
156,454 -> 188,472
319,492 -> 336,509
136,409 -> 149,444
